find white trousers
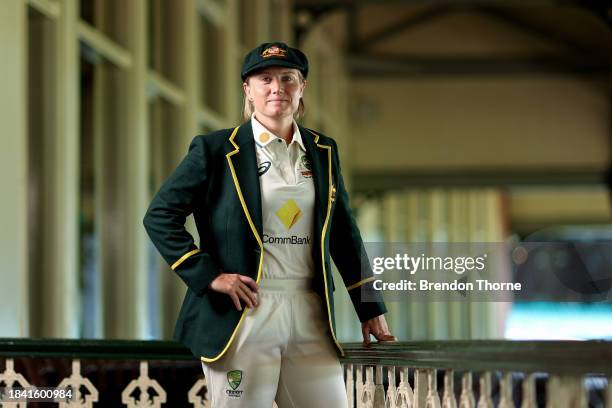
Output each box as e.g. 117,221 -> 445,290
201,279 -> 348,408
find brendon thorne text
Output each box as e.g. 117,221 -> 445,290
373,279 -> 522,292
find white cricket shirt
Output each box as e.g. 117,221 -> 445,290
251,114 -> 316,280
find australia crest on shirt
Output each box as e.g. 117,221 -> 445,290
299,154 -> 313,178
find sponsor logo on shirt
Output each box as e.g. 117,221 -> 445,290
257,161 -> 271,176
263,234 -> 311,245
226,370 -> 244,398
266,200 -> 311,245
276,199 -> 302,229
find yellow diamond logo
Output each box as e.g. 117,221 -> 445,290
276,199 -> 302,230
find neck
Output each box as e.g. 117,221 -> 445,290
254,113 -> 294,143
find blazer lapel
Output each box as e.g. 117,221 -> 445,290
225,121 -> 263,244
300,126 -> 331,238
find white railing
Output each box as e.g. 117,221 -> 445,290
339,341 -> 612,408
1,339 -> 611,407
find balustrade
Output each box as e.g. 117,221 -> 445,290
1,339 -> 610,407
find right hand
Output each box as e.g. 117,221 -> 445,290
209,272 -> 259,311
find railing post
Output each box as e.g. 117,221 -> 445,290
121,361 -> 167,407
0,358 -> 31,400
365,366 -> 376,408
546,375 -> 587,408
520,374 -> 536,408
477,372 -> 493,408
357,365 -> 365,408
386,366 -> 397,408
426,369 -> 441,408
346,364 -> 355,408
498,373 -> 514,408
374,365 -> 386,408
459,372 -> 475,408
358,365 -> 376,408
442,369 -> 457,408
414,369 -> 428,408
187,376 -> 210,408
57,359 -> 99,407
396,367 -> 414,408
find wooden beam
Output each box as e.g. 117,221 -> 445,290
147,71 -> 186,106
474,6 -> 608,55
27,0 -> 61,19
196,0 -> 225,27
349,54 -> 610,77
358,5 -> 454,51
77,21 -> 133,69
198,105 -> 226,130
350,169 -> 607,193
295,0 -> 563,7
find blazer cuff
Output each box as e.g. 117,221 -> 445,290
346,276 -> 375,291
171,249 -> 220,297
348,279 -> 388,322
172,249 -> 202,270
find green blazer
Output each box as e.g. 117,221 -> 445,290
143,121 -> 387,363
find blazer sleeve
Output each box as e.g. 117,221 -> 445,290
143,135 -> 220,297
328,139 -> 388,322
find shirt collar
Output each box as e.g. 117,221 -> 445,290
251,114 -> 306,152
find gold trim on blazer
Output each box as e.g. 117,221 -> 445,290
171,249 -> 202,270
200,126 -> 265,364
311,130 -> 344,357
346,276 -> 375,291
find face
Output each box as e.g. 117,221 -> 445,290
243,67 -> 306,120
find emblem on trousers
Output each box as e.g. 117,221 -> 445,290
225,370 -> 244,398
227,370 -> 242,390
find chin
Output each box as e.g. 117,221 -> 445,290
266,110 -> 292,118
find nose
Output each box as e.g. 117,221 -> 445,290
270,77 -> 283,94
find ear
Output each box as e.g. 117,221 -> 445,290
300,79 -> 307,97
243,81 -> 251,100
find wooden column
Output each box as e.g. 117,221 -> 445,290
45,0 -> 80,338
158,0 -> 201,339
102,0 -> 149,338
0,0 -> 29,336
225,0 -> 240,123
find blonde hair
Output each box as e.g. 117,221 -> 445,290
242,71 -> 306,121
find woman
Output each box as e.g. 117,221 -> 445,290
143,42 -> 395,407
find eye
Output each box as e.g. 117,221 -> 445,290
261,76 -> 272,83
282,75 -> 295,82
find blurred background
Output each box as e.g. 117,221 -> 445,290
1,0 -> 611,344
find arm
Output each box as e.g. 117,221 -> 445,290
328,140 -> 387,320
328,139 -> 396,343
143,136 -> 219,297
143,135 -> 260,308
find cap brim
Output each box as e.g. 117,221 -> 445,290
242,60 -> 304,81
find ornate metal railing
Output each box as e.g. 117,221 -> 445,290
1,338 -> 611,407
